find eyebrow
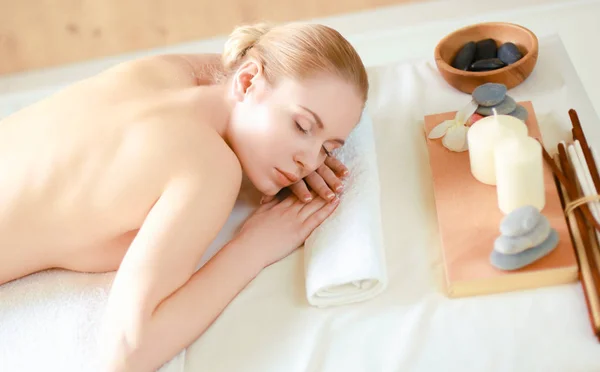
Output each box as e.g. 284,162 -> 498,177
299,105 -> 345,146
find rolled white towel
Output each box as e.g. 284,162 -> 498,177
304,110 -> 387,308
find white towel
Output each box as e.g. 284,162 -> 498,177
0,270 -> 186,372
304,110 -> 388,308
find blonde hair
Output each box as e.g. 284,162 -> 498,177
222,22 -> 369,102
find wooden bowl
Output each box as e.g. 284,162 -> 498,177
434,22 -> 538,94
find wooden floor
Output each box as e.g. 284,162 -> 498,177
0,0 -> 421,75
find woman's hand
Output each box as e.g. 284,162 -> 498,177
237,193 -> 340,267
262,156 -> 349,204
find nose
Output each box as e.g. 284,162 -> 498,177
294,145 -> 324,174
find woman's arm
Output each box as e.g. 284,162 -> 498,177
99,161 -> 339,371
99,154 -> 246,371
102,236 -> 264,372
100,172 -> 339,371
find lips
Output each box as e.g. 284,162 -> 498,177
276,168 -> 299,184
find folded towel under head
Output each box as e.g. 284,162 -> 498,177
303,110 -> 388,308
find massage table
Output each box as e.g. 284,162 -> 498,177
2,0 -> 600,371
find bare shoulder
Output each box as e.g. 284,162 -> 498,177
170,126 -> 242,200
170,54 -> 224,85
101,53 -> 224,90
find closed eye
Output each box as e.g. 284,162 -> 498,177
296,122 -> 308,134
296,120 -> 332,157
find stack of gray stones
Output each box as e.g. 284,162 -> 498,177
490,205 -> 559,270
472,83 -> 528,122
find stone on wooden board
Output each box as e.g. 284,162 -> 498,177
499,205 -> 541,237
508,104 -> 529,122
476,95 -> 517,116
494,216 -> 551,255
472,83 -> 507,107
490,229 -> 559,271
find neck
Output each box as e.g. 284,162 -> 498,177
198,83 -> 235,145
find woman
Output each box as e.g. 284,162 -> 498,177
0,22 -> 368,371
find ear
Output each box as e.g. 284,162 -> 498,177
231,59 -> 264,102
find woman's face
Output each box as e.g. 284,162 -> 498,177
227,61 -> 364,196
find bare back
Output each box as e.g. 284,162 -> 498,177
0,56 -> 238,284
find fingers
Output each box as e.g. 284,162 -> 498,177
324,156 -> 349,178
274,193 -> 299,210
256,196 -> 279,212
289,157 -> 348,204
301,198 -> 340,236
305,172 -> 336,202
260,195 -> 276,204
298,194 -> 332,220
288,180 -> 313,203
317,164 -> 344,194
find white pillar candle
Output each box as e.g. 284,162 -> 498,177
467,114 -> 528,185
494,135 -> 546,214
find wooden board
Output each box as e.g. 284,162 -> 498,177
424,101 -> 579,297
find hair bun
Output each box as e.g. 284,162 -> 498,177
222,23 -> 271,71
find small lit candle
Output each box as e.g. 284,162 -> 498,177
467,112 -> 528,185
494,135 -> 545,214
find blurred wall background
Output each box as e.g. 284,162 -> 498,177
0,0 -> 421,75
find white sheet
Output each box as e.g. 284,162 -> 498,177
2,33 -> 600,372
